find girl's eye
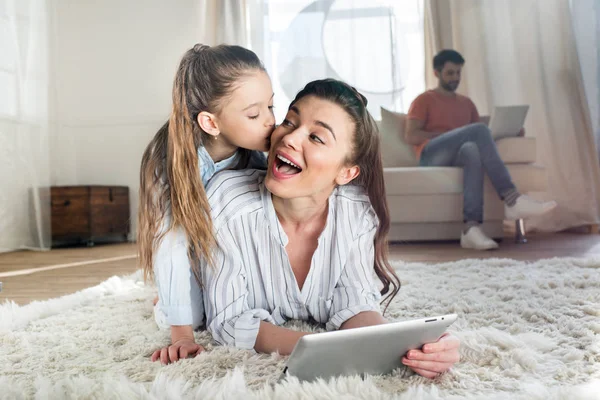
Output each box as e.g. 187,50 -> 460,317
268,105 -> 275,112
310,134 -> 324,144
249,114 -> 259,120
282,119 -> 294,127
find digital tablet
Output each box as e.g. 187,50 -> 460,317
281,314 -> 457,382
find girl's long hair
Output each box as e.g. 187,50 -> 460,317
138,44 -> 264,283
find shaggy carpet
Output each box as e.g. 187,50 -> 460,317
1,257 -> 599,399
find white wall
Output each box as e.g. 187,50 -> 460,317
50,0 -> 201,238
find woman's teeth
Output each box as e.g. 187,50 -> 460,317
276,155 -> 301,169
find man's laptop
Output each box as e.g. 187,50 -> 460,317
488,105 -> 529,140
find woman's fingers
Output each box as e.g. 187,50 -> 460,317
410,367 -> 441,380
402,357 -> 452,373
406,349 -> 460,363
422,335 -> 460,354
401,335 -> 461,378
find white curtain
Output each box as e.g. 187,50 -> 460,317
198,0 -> 250,47
571,0 -> 600,162
424,0 -> 600,232
0,0 -> 52,252
246,0 -> 425,121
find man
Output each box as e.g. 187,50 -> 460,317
405,49 -> 556,250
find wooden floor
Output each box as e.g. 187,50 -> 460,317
1,233 -> 599,305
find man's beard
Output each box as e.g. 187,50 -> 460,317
441,80 -> 459,92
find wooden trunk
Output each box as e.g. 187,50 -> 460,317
50,186 -> 130,246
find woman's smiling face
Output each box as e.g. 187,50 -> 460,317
265,95 -> 360,200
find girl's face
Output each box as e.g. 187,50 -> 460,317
213,71 -> 275,152
265,95 -> 360,201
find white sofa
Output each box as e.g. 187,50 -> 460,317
378,107 -> 548,242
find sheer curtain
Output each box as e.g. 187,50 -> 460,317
0,0 -> 51,252
424,0 -> 600,232
246,0 -> 424,121
571,0 -> 600,162
198,0 -> 250,47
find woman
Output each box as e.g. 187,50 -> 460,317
202,79 -> 460,378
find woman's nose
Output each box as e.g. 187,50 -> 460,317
281,128 -> 302,150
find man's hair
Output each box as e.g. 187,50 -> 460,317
433,49 -> 465,71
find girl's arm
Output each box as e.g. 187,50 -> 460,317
153,221 -> 204,329
151,221 -> 205,364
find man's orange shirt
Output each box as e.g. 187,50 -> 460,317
407,90 -> 480,160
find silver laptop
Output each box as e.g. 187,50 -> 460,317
488,105 -> 529,140
280,314 -> 457,382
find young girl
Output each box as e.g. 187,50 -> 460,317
138,44 -> 275,364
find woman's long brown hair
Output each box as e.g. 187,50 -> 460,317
289,79 -> 401,312
138,44 -> 264,283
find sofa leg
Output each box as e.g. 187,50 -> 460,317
515,219 -> 527,244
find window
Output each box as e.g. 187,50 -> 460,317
0,0 -> 48,122
249,0 -> 425,120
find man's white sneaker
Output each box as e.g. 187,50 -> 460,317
504,195 -> 557,220
460,226 -> 499,250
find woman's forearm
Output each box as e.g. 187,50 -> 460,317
254,312 -> 386,355
340,311 -> 387,330
255,321 -> 311,355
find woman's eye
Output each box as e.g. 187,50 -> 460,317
249,114 -> 259,120
310,134 -> 324,144
282,119 -> 294,127
268,105 -> 275,112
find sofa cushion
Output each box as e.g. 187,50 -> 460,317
385,164 -> 548,224
384,167 -> 463,195
379,107 -> 418,168
384,164 -> 548,196
387,193 -> 506,223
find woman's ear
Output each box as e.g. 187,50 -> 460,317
197,111 -> 220,137
335,165 -> 360,186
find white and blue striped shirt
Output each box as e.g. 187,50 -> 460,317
153,147 -> 266,329
202,169 -> 382,350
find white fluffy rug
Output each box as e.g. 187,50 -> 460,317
1,257 -> 599,400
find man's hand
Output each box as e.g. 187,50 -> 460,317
401,333 -> 460,379
404,118 -> 442,146
151,338 -> 205,365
